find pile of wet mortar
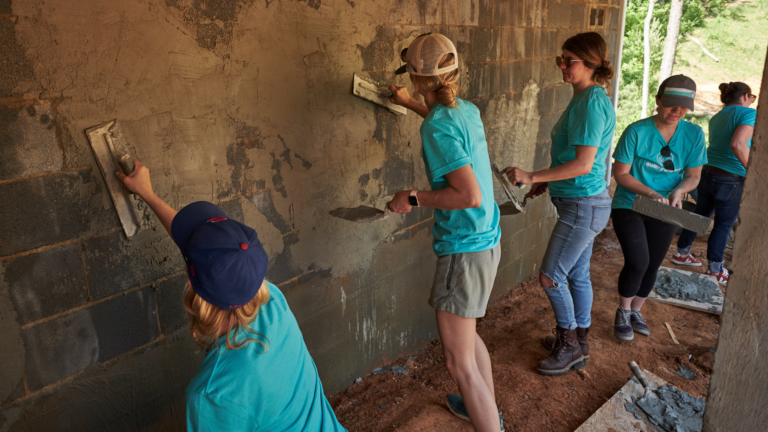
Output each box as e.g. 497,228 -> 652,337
654,268 -> 721,304
627,381 -> 706,432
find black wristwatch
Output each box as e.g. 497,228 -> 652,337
408,190 -> 419,207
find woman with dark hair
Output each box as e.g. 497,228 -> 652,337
611,74 -> 706,341
505,32 -> 615,376
672,82 -> 757,285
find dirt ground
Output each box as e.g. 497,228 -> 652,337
330,221 -> 728,431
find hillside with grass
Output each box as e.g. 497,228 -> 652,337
616,0 -> 768,143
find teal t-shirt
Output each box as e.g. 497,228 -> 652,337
186,283 -> 346,432
548,86 -> 616,198
420,98 -> 501,257
706,105 -> 756,177
612,117 -> 708,210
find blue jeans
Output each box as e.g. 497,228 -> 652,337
540,189 -> 612,330
677,170 -> 744,272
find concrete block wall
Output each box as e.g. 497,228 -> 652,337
0,0 -> 621,429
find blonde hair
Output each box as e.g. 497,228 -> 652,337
183,280 -> 271,351
410,53 -> 460,108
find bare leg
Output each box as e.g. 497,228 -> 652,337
619,296 -> 634,310
630,296 -> 647,310
539,272 -> 554,287
474,333 -> 495,403
437,310 -> 500,432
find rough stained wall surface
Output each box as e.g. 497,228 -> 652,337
0,0 -> 621,429
703,49 -> 768,432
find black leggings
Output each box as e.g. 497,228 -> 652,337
612,209 -> 678,298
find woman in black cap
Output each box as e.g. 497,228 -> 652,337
610,74 -> 707,341
117,161 -> 347,432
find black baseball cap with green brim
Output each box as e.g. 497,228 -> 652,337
657,74 -> 696,111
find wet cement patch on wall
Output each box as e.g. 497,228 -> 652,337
0,169 -> 118,256
654,268 -> 722,305
4,331 -> 200,432
0,266 -> 25,405
2,243 -> 88,325
21,286 -> 159,391
0,100 -> 63,182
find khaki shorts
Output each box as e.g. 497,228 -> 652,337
428,244 -> 501,318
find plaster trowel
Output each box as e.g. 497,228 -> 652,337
329,204 -> 391,223
85,119 -> 142,238
352,73 -> 407,116
491,161 -> 525,215
628,361 -> 653,400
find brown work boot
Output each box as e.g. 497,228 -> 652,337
537,327 -> 585,376
542,327 -> 590,365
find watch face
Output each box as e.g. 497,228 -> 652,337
408,196 -> 418,206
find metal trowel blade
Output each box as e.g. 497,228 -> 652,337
491,161 -> 524,214
85,120 -> 142,238
352,73 -> 407,116
330,205 -> 390,223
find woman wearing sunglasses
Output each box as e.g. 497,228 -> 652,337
610,74 -> 706,341
672,82 -> 757,285
506,32 -> 615,376
388,34 -> 503,432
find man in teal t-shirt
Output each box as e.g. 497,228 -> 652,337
419,99 -> 501,256
548,86 -> 615,197
706,105 -> 756,177
612,117 -> 707,210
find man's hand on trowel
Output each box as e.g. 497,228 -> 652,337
116,159 -> 177,235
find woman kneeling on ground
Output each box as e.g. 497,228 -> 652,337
611,74 -> 707,341
117,162 -> 347,432
388,34 -> 503,432
672,82 -> 757,285
506,32 -> 615,376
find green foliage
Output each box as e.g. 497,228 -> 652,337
616,0 -> 738,144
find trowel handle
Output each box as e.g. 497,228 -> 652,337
118,155 -> 135,175
628,361 -> 649,389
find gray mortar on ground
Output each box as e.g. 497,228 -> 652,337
632,195 -> 712,235
677,362 -> 697,380
632,384 -> 706,432
654,268 -> 722,305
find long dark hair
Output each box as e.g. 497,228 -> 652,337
719,82 -> 751,104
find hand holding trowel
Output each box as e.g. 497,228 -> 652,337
352,73 -> 407,116
491,160 -> 526,216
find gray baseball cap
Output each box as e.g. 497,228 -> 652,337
657,74 -> 696,111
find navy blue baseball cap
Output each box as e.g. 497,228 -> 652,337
171,201 -> 268,310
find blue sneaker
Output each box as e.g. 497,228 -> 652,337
630,310 -> 651,336
446,393 -> 505,431
614,306 -> 634,341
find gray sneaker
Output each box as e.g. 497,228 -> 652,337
630,310 -> 650,336
614,306 -> 634,341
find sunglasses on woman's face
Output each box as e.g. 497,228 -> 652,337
748,93 -> 757,102
660,145 -> 675,171
555,56 -> 583,68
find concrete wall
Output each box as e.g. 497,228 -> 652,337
703,50 -> 768,431
0,0 -> 621,430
